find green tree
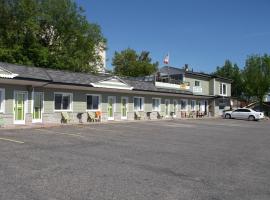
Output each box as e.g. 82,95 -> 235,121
0,0 -> 106,73
112,48 -> 158,77
243,54 -> 270,106
213,60 -> 244,98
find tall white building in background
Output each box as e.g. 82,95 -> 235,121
265,92 -> 270,102
97,47 -> 106,73
94,42 -> 107,74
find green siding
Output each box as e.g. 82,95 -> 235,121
214,80 -> 231,97
0,84 -> 30,114
184,76 -> 210,96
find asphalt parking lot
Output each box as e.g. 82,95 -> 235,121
0,119 -> 270,200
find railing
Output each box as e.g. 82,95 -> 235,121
193,86 -> 202,93
155,81 -> 190,90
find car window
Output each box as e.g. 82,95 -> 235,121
242,109 -> 251,112
233,109 -> 240,112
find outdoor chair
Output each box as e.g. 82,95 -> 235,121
134,112 -> 141,120
181,111 -> 187,118
87,111 -> 97,122
157,112 -> 164,119
188,111 -> 196,118
95,111 -> 102,122
61,112 -> 71,123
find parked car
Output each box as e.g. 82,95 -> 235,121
223,108 -> 265,121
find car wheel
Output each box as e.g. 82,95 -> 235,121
248,115 -> 255,121
225,114 -> 231,119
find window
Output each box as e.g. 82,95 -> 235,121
191,100 -> 196,111
220,83 -> 227,95
195,80 -> 200,87
134,97 -> 144,111
0,88 -> 5,113
86,95 -> 100,110
152,98 -> 161,111
180,99 -> 187,111
54,93 -> 72,111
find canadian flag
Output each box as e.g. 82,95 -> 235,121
163,53 -> 169,64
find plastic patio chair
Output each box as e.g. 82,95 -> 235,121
61,112 -> 71,123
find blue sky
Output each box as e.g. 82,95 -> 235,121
76,0 -> 270,73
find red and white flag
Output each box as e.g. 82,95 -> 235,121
163,53 -> 169,64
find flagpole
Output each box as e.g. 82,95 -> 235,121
167,52 -> 169,82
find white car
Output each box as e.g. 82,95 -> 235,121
223,108 -> 265,121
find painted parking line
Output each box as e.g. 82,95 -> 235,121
34,129 -> 86,138
78,126 -> 120,133
0,137 -> 25,144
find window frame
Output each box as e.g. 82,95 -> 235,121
0,88 -> 5,113
133,96 -> 144,111
180,99 -> 188,111
152,98 -> 161,112
54,92 -> 73,112
86,94 -> 101,111
219,83 -> 227,96
191,100 -> 196,111
195,80 -> 201,87
173,99 -> 178,113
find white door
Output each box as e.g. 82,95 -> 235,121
14,91 -> 28,125
107,96 -> 116,120
32,92 -> 44,123
173,100 -> 178,117
165,99 -> 170,117
121,97 -> 128,119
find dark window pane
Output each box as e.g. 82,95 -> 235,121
93,96 -> 99,110
223,84 -> 226,94
55,94 -> 62,110
87,96 -> 93,110
62,95 -> 70,110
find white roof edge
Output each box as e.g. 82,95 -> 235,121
90,83 -> 133,90
0,66 -> 18,78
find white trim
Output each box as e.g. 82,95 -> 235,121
219,83 -> 227,96
213,78 -> 216,95
90,76 -> 133,90
173,99 -> 178,115
152,97 -> 161,112
32,92 -> 44,123
191,100 -> 196,111
121,96 -> 129,119
164,99 -> 170,117
133,96 -> 144,112
0,88 -> 5,113
107,96 -> 116,120
13,91 -> 28,125
86,94 -> 101,111
0,66 -> 18,78
53,92 -> 73,112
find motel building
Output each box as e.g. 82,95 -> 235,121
0,62 -> 232,126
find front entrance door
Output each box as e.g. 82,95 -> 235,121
108,96 -> 115,120
32,92 -> 43,123
173,100 -> 177,117
165,99 -> 170,117
121,97 -> 128,119
14,91 -> 28,124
